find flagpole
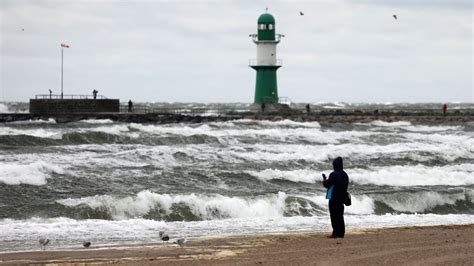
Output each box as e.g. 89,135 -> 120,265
61,47 -> 64,99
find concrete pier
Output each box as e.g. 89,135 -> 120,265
29,99 -> 119,114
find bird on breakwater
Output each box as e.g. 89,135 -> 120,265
83,241 -> 91,248
159,231 -> 170,245
393,14 -> 397,20
39,238 -> 50,250
174,237 -> 186,248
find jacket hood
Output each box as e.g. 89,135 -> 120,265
332,157 -> 343,171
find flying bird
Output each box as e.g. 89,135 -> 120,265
393,14 -> 397,20
174,238 -> 186,248
83,241 -> 91,248
39,238 -> 50,249
159,231 -> 170,245
299,11 -> 304,16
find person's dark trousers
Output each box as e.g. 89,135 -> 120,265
329,200 -> 345,237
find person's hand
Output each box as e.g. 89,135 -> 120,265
322,173 -> 327,180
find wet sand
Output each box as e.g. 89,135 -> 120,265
1,224 -> 473,265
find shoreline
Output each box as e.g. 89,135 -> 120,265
1,224 -> 472,265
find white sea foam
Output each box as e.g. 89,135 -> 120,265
231,140 -> 473,164
0,127 -> 63,139
57,190 -> 288,220
8,118 -> 56,124
13,137 -> 470,177
1,213 -> 473,252
128,122 -> 368,145
351,164 -> 474,186
78,119 -> 114,124
370,120 -> 412,127
0,103 -> 9,113
0,161 -> 65,185
366,120 -> 462,132
248,169 -> 319,183
243,119 -> 321,128
299,194 -> 375,215
83,124 -> 131,135
248,164 -> 474,186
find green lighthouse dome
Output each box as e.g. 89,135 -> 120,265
257,13 -> 276,41
257,13 -> 275,25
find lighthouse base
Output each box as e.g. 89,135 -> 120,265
250,102 -> 298,115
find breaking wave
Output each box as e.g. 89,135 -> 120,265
350,164 -> 474,186
372,190 -> 473,213
365,120 -> 462,132
57,190 -> 289,220
0,161 -> 65,185
77,119 -> 114,124
248,164 -> 474,186
54,189 -> 474,221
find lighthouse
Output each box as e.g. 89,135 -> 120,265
249,11 -> 284,105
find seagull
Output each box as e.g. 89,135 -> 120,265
393,14 -> 397,20
299,11 -> 304,16
39,238 -> 50,250
159,231 -> 170,245
21,28 -> 24,31
174,238 -> 186,248
83,241 -> 91,248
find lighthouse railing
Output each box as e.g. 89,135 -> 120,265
250,34 -> 284,43
249,59 -> 282,67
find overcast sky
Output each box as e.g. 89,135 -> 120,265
1,0 -> 472,103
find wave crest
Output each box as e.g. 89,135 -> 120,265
0,161 -> 65,185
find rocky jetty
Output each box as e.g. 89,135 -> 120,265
0,109 -> 472,124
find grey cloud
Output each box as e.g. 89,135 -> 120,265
1,0 -> 472,103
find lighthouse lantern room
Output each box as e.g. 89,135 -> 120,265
249,12 -> 284,104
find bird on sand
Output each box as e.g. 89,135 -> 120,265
159,231 -> 170,245
39,238 -> 50,249
83,241 -> 91,248
393,14 -> 397,20
299,11 -> 304,16
174,237 -> 186,248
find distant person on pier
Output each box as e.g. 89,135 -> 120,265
261,103 -> 265,113
322,157 -> 349,238
93,89 -> 98,100
442,104 -> 448,116
128,100 -> 133,113
306,104 -> 311,114
49,89 -> 52,99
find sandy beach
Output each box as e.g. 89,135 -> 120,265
1,224 -> 472,265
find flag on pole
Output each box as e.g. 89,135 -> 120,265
61,43 -> 70,48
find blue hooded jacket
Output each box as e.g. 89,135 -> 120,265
323,157 -> 349,202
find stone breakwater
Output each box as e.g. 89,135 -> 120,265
0,110 -> 473,124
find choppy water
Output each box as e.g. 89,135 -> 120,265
0,104 -> 473,252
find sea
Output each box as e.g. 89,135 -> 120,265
0,102 -> 473,252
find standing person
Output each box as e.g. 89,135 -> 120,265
442,104 -> 448,116
261,103 -> 266,113
49,89 -> 52,99
93,90 -> 98,99
128,100 -> 133,113
322,157 -> 349,238
306,104 -> 310,114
